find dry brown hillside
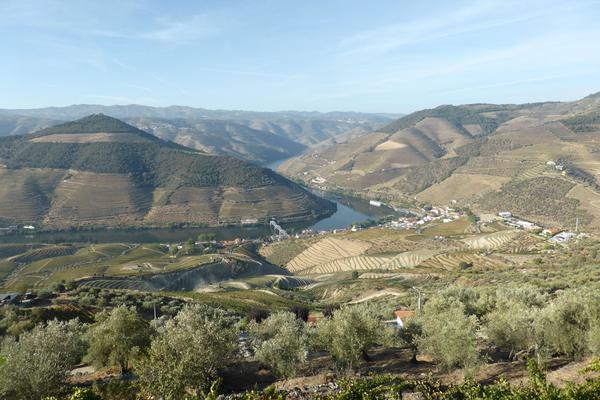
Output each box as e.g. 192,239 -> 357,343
278,93 -> 600,229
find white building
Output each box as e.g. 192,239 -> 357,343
551,231 -> 576,243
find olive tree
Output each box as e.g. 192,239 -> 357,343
84,306 -> 151,375
249,311 -> 308,378
315,304 -> 383,368
542,296 -> 589,359
484,300 -> 535,359
417,298 -> 479,371
136,305 -> 238,400
546,291 -> 600,359
485,290 -> 594,363
397,317 -> 423,363
0,319 -> 85,400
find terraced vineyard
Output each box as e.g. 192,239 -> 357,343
9,245 -> 77,264
277,225 -> 526,277
379,249 -> 439,269
287,237 -> 372,273
0,238 -> 292,292
301,255 -> 391,274
79,279 -> 154,291
82,259 -> 290,292
231,274 -> 315,290
461,230 -> 521,249
0,259 -> 17,280
497,233 -> 546,254
260,239 -> 317,266
513,162 -> 550,181
0,168 -> 63,223
420,251 -> 508,270
44,172 -> 153,228
0,244 -> 36,258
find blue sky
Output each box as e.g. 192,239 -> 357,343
1,0 -> 600,113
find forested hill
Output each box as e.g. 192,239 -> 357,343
0,114 -> 287,188
0,115 -> 335,229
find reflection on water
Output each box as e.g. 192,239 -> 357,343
0,194 -> 380,244
309,201 -> 368,231
264,158 -> 288,171
1,159 -> 395,244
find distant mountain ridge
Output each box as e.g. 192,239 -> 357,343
0,105 -> 399,164
0,104 -> 400,121
0,114 -> 335,229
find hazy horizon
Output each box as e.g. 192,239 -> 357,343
2,0 -> 600,113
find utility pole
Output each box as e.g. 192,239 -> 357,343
153,302 -> 157,320
411,286 -> 423,312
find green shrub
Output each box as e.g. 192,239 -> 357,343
84,306 -> 152,375
417,298 -> 480,372
249,312 -> 308,378
136,305 -> 238,399
315,304 -> 385,369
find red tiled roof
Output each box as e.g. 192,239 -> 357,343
394,310 -> 416,320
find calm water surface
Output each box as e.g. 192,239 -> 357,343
0,159 -> 393,243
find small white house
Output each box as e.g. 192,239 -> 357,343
551,231 -> 576,243
498,211 -> 512,218
369,200 -> 383,207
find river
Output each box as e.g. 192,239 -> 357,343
264,158 -> 394,231
0,159 -> 393,244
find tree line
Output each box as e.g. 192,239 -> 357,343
2,285 -> 600,399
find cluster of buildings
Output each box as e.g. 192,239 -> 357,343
497,211 -> 578,243
308,176 -> 329,190
498,212 -> 542,231
0,290 -> 37,306
0,224 -> 35,236
387,206 -> 464,230
546,160 -> 566,173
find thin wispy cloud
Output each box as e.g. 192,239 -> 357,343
1,0 -> 599,111
310,29 -> 600,105
92,14 -> 222,44
435,73 -> 590,96
338,3 -> 507,56
337,1 -> 594,57
0,0 -> 223,44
